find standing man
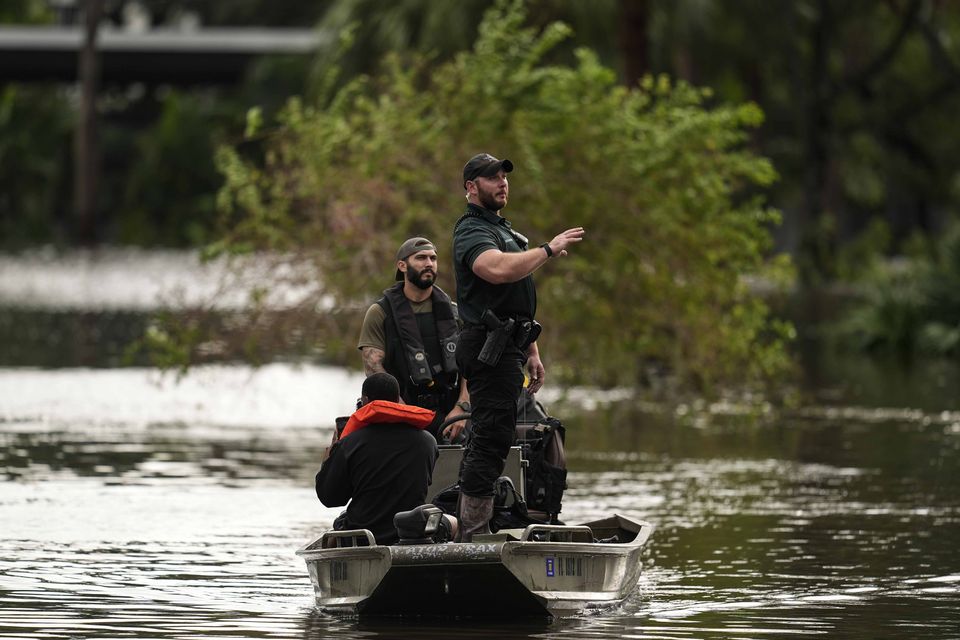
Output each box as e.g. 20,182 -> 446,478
453,152 -> 584,541
358,237 -> 471,442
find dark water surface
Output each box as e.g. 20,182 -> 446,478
1,365 -> 958,639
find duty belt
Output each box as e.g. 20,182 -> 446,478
465,314 -> 540,351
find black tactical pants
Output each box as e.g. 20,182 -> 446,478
456,326 -> 526,498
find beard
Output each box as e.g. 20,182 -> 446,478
405,264 -> 435,290
477,184 -> 507,211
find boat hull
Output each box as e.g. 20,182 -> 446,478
297,514 -> 653,618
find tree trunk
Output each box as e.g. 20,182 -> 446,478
618,0 -> 650,85
75,0 -> 104,246
799,0 -> 833,280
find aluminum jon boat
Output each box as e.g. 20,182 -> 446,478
296,513 -> 654,618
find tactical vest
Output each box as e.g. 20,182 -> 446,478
377,283 -> 459,411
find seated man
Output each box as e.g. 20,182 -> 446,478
315,372 -> 439,545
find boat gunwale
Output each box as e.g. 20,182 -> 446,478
296,516 -> 654,562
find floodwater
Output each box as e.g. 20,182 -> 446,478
1,250 -> 959,639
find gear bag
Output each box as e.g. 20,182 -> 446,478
515,413 -> 567,523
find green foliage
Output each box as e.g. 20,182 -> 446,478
313,0 -> 490,82
838,220 -> 960,356
0,85 -> 73,247
833,217 -> 893,282
126,314 -> 204,377
0,0 -> 321,249
0,6 -> 64,248
645,1 -> 960,281
113,90 -> 226,246
187,0 -> 795,393
0,0 -> 51,22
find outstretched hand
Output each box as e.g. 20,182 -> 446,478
546,227 -> 585,258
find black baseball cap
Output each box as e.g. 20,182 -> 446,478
462,153 -> 514,188
395,237 -> 436,281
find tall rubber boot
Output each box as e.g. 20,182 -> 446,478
456,494 -> 493,543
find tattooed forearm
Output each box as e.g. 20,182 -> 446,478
361,347 -> 386,376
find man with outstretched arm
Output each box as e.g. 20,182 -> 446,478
452,152 -> 584,541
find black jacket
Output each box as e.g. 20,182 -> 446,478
315,423 -> 438,544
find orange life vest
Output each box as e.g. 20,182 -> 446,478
339,400 -> 436,440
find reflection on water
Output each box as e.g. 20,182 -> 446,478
1,364 -> 958,639
0,248 -> 265,311
800,339 -> 960,413
0,249 -> 341,367
0,308 -> 150,367
0,364 -> 364,429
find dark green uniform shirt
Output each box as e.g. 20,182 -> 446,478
452,203 -> 537,325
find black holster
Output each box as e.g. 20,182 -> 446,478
478,310 -> 515,366
514,320 -> 541,351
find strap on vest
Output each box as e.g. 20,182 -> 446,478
381,282 -> 458,387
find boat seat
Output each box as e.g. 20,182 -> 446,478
520,524 -> 594,543
393,504 -> 445,545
